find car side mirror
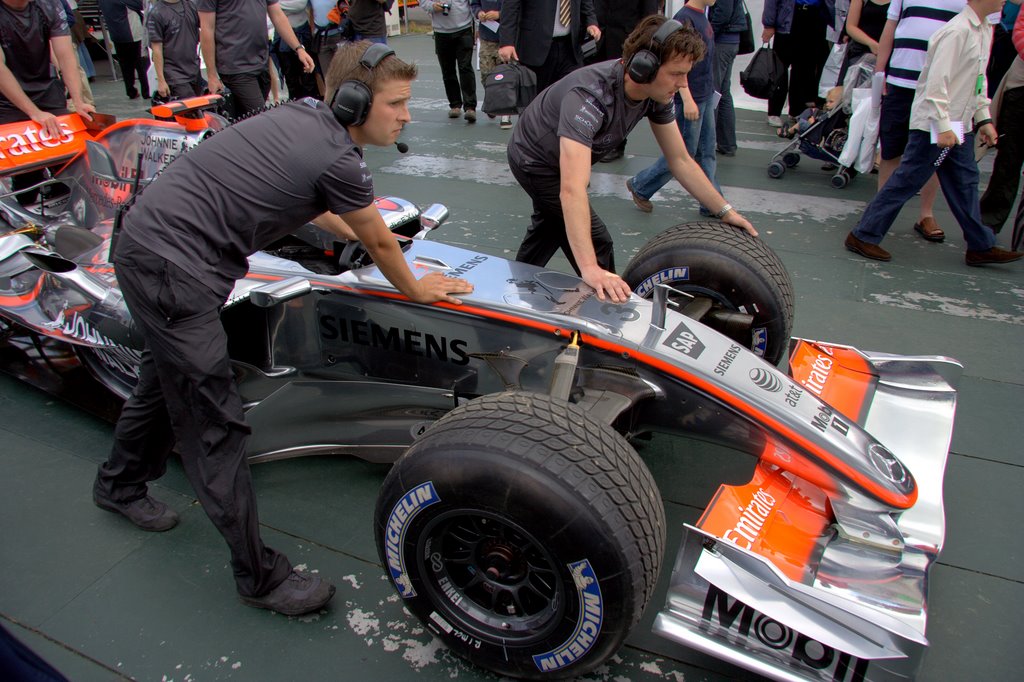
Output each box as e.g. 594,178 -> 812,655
249,276 -> 317,307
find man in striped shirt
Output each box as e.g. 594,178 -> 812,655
874,0 -> 966,242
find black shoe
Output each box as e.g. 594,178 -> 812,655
94,488 -> 179,532
240,570 -> 336,616
716,146 -> 736,157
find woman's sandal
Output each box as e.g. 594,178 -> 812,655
913,217 -> 946,243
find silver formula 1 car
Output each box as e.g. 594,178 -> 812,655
0,100 -> 959,682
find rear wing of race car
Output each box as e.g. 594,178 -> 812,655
0,113 -> 115,178
654,339 -> 962,682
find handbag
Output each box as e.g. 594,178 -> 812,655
482,62 -> 538,116
738,2 -> 755,56
740,45 -> 786,100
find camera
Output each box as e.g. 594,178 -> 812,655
441,2 -> 450,15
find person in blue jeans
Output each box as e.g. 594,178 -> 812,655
845,0 -> 1022,267
626,0 -> 723,215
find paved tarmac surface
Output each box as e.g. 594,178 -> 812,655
1,28 -> 1023,682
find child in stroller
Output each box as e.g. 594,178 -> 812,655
768,87 -> 851,185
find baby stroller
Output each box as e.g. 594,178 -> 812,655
766,56 -> 876,189
766,105 -> 851,187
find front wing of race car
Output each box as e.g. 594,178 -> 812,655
654,341 -> 960,682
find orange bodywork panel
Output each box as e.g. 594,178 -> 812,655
697,459 -> 831,583
789,340 -> 877,425
0,114 -> 94,176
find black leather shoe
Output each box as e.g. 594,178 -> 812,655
94,489 -> 179,532
965,247 -> 1023,266
845,232 -> 891,262
240,571 -> 336,616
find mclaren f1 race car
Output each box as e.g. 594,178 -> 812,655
0,99 -> 959,682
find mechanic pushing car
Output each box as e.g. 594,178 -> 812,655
507,14 -> 757,304
92,42 -> 473,617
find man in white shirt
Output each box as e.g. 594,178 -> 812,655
846,0 -> 1022,266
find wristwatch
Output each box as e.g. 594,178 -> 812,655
714,203 -> 733,219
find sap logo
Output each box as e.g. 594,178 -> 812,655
701,585 -> 870,681
384,482 -> 440,598
533,559 -> 603,672
663,321 -> 705,359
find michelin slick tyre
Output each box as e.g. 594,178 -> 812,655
622,221 -> 794,365
374,392 -> 665,679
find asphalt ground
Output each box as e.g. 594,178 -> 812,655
1,29 -> 1023,682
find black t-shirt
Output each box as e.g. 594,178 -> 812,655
507,60 -> 675,174
148,0 -> 201,84
0,0 -> 70,121
123,99 -> 374,298
348,0 -> 386,38
196,0 -> 277,75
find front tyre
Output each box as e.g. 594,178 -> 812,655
374,392 -> 665,679
623,221 -> 794,365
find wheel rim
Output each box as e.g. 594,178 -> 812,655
417,510 -> 564,642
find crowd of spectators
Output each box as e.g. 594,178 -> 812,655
3,0 -> 1023,264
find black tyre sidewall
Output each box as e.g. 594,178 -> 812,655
376,440 -> 640,678
623,227 -> 791,363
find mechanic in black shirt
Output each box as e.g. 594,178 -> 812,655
92,42 -> 473,617
506,15 -> 757,304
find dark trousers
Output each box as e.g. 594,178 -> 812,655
525,35 -> 581,95
221,69 -> 271,118
508,157 -> 615,272
434,26 -> 477,110
96,235 -> 291,598
274,24 -> 320,101
166,78 -> 205,100
769,6 -> 828,117
113,40 -> 150,99
853,130 -> 997,252
980,87 -> 1024,232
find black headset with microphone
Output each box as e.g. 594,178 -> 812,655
625,19 -> 684,85
331,43 -> 396,127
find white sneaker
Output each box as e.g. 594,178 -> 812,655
767,115 -> 782,127
499,115 -> 513,130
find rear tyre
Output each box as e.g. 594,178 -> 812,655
374,392 -> 665,679
783,152 -> 801,168
623,221 -> 794,364
831,170 -> 850,189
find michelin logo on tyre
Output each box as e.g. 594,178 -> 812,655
384,482 -> 440,598
532,559 -> 604,672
